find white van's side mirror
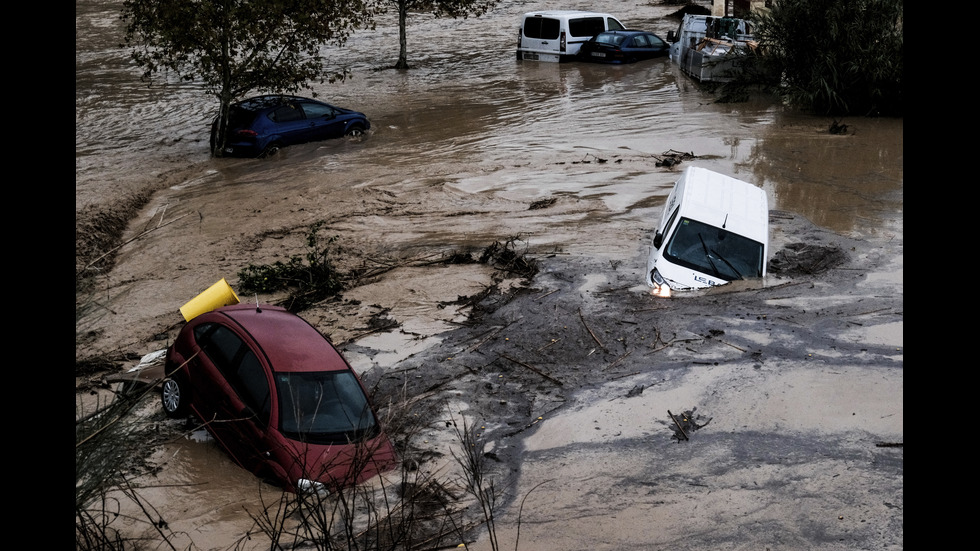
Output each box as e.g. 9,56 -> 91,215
653,232 -> 664,249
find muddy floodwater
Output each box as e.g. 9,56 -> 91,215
76,1 -> 903,549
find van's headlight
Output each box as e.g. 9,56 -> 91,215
650,269 -> 671,298
297,478 -> 329,496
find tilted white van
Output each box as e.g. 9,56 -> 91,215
645,167 -> 769,297
517,11 -> 626,62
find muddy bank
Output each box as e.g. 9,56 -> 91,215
356,209 -> 902,550
86,206 -> 901,550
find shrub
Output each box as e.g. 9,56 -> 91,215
750,0 -> 903,116
237,221 -> 344,311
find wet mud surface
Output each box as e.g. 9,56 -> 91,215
76,0 -> 902,549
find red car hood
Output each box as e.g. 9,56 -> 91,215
272,432 -> 399,492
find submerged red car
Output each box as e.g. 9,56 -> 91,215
161,303 -> 397,493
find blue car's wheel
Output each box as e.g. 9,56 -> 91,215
259,142 -> 281,158
345,124 -> 366,138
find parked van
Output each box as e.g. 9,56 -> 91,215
645,167 -> 769,297
517,11 -> 626,62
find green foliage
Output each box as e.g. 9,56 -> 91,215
122,0 -> 377,94
751,0 -> 903,116
237,221 -> 344,311
121,0 -> 381,155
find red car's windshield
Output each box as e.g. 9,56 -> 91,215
275,371 -> 378,444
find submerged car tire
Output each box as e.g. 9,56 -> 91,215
345,124 -> 366,138
161,374 -> 190,418
260,142 -> 281,158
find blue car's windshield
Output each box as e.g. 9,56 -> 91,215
663,218 -> 764,281
276,371 -> 378,444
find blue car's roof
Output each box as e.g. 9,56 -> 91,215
593,30 -> 659,44
234,95 -> 324,113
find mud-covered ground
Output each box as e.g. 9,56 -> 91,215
76,201 -> 903,550
358,211 -> 903,551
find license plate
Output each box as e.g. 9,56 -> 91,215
523,53 -> 539,60
590,52 -> 606,58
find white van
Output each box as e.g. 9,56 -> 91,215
645,167 -> 769,296
517,11 -> 626,62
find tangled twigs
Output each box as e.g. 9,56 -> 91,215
654,149 -> 696,168
479,236 -> 539,278
81,212 -> 192,274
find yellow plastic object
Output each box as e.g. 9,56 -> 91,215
179,278 -> 240,321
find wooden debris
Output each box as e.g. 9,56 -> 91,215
579,308 -> 605,350
602,349 -> 633,371
501,354 -> 563,386
668,408 -> 713,441
668,410 -> 689,441
653,149 -> 696,168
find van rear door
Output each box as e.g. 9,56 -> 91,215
520,15 -> 561,60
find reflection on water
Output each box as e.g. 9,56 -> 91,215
739,113 -> 903,233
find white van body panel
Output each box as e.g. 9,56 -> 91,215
668,14 -> 754,82
517,11 -> 626,62
646,167 -> 769,291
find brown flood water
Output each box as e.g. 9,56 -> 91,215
77,1 -> 902,549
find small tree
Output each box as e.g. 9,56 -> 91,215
121,0 -> 381,156
751,0 -> 903,116
385,0 -> 499,69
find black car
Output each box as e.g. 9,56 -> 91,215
578,31 -> 669,64
210,95 -> 371,158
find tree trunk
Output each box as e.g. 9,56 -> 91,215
396,0 -> 409,69
213,0 -> 233,157
212,93 -> 233,157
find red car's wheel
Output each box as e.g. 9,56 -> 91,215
161,374 -> 189,418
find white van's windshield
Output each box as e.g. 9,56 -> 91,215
664,218 -> 764,281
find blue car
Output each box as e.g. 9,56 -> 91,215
211,95 -> 371,158
578,30 -> 669,64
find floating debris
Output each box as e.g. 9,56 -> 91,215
654,149 -> 696,168
830,119 -> 849,135
529,197 -> 557,210
573,153 -> 608,164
